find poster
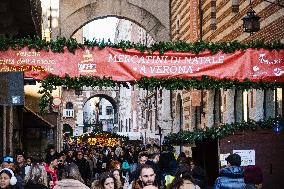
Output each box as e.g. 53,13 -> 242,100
220,153 -> 230,167
233,149 -> 255,166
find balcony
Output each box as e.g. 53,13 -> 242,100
63,109 -> 74,118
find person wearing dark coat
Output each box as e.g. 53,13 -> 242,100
45,146 -> 59,165
73,151 -> 91,186
214,154 -> 245,189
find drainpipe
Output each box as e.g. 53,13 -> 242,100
199,0 -> 203,40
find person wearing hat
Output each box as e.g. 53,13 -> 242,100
244,165 -> 263,189
214,153 -> 245,189
1,156 -> 24,189
0,168 -> 17,189
15,150 -> 26,180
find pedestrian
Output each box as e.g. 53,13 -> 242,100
45,146 -> 59,164
112,169 -> 128,189
0,168 -> 17,189
73,151 -> 91,186
91,172 -> 117,189
130,164 -> 159,189
24,161 -> 48,189
54,163 -> 89,189
244,165 -> 263,189
1,156 -> 24,189
169,171 -> 200,189
14,150 -> 26,180
214,153 -> 245,189
44,155 -> 59,189
130,151 -> 149,182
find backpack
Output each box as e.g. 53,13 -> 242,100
122,160 -> 130,170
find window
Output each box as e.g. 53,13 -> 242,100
106,106 -> 113,115
66,102 -> 73,109
99,105 -> 102,115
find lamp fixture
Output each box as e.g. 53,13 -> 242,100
242,0 -> 260,35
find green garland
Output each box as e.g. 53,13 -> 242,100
38,74 -> 283,112
163,117 -> 283,145
1,36 -> 284,54
0,37 -> 283,111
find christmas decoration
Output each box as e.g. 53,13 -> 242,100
163,117 -> 283,145
77,131 -> 129,147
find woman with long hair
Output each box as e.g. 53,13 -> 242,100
24,162 -> 48,189
169,171 -> 200,189
111,169 -> 125,189
54,162 -> 89,189
91,172 -> 117,189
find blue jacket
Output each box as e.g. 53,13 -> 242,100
214,166 -> 245,189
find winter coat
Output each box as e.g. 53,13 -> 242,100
15,175 -> 25,189
74,158 -> 91,184
244,184 -> 257,189
54,179 -> 90,189
44,164 -> 59,189
214,166 -> 245,189
24,182 -> 49,189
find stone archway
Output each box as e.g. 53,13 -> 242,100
83,92 -> 119,125
57,0 -> 170,41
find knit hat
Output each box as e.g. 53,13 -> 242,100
0,168 -> 18,185
225,153 -> 241,166
244,165 -> 263,184
2,155 -> 15,164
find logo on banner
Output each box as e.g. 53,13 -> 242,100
78,50 -> 97,73
258,53 -> 283,76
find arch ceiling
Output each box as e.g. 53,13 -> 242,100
58,0 -> 170,42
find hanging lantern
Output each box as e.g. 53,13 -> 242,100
272,119 -> 283,134
242,1 -> 260,34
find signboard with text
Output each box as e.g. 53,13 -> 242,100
0,47 -> 283,82
233,149 -> 256,166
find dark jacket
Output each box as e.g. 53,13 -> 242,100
15,175 -> 25,189
214,166 -> 245,189
244,184 -> 257,189
25,182 -> 49,189
74,158 -> 91,184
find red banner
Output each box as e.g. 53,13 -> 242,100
0,47 -> 283,82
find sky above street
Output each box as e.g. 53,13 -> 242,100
83,17 -> 119,42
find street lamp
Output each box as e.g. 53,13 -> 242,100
242,0 -> 260,35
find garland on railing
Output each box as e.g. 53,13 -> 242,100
38,74 -> 284,112
0,37 -> 282,111
1,36 -> 284,54
163,117 -> 283,145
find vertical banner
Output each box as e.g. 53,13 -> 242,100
190,0 -> 199,41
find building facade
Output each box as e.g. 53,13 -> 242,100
170,0 -> 283,187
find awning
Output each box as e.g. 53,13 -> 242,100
23,106 -> 55,128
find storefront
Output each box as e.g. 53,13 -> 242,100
23,107 -> 55,156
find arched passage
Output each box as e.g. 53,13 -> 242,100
83,93 -> 118,132
58,0 -> 170,41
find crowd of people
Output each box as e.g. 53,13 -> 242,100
0,141 -> 264,189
